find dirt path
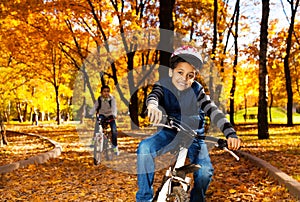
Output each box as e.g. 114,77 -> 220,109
0,124 -> 297,201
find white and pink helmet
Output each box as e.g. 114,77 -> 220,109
170,45 -> 203,70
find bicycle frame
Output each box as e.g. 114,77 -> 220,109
95,132 -> 104,152
94,129 -> 104,165
157,147 -> 195,201
93,116 -> 114,165
153,117 -> 239,201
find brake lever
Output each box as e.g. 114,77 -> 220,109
223,147 -> 240,161
216,139 -> 240,161
152,122 -> 181,132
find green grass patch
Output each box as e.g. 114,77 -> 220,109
234,107 -> 300,124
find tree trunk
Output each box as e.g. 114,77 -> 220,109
258,0 -> 270,139
209,0 -> 218,100
4,101 -> 10,123
229,0 -> 240,125
129,90 -> 139,129
220,0 -> 238,123
283,0 -> 299,126
140,86 -> 149,119
127,50 -> 139,129
244,93 -> 247,122
80,64 -> 87,124
16,102 -> 23,123
269,91 -> 273,123
80,97 -> 86,124
55,86 -> 61,125
158,0 -> 175,79
22,102 -> 27,122
0,120 -> 8,146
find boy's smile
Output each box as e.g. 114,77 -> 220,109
169,62 -> 196,91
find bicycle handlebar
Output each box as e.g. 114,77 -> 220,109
97,115 -> 115,123
153,116 -> 197,135
152,116 -> 240,161
215,139 -> 240,161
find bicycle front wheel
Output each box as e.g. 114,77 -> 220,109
104,137 -> 114,161
167,186 -> 189,202
94,135 -> 103,165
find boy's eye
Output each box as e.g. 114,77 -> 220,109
187,73 -> 195,79
175,70 -> 195,79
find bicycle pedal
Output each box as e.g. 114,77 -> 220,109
113,146 -> 120,155
175,164 -> 201,175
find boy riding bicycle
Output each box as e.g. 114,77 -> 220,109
89,85 -> 119,155
136,46 -> 241,202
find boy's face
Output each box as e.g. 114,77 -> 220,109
101,88 -> 110,98
169,62 -> 196,91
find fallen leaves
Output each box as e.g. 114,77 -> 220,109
236,124 -> 300,183
0,124 -> 299,201
0,131 -> 54,166
206,150 -> 296,201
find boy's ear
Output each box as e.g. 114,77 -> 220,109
168,68 -> 173,77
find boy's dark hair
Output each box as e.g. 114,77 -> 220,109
101,85 -> 110,92
170,46 -> 203,70
170,56 -> 188,69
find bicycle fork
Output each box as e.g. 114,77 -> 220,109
95,132 -> 104,152
157,148 -> 201,201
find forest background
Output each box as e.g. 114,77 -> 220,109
0,0 -> 300,135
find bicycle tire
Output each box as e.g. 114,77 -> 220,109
104,137 -> 114,161
93,135 -> 103,165
167,186 -> 189,202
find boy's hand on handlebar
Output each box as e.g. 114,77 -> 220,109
147,104 -> 162,124
227,138 -> 241,151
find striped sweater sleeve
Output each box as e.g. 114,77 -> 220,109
197,88 -> 237,138
146,83 -> 164,106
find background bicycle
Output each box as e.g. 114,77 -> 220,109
93,115 -> 115,165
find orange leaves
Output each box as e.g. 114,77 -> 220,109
239,124 -> 300,183
228,188 -> 237,194
1,124 -> 299,201
0,124 -> 139,200
0,132 -> 54,166
207,152 -> 296,201
237,184 -> 248,192
205,123 -> 300,201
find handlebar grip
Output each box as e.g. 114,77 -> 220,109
217,139 -> 228,149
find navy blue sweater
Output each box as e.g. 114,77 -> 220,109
147,77 -> 237,138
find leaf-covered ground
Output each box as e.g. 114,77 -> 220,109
0,130 -> 54,166
236,124 -> 300,183
0,124 -> 298,201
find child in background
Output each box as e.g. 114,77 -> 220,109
89,85 -> 119,155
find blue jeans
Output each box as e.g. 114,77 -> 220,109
136,129 -> 214,202
94,115 -> 118,147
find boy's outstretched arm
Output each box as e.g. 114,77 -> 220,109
197,88 -> 241,150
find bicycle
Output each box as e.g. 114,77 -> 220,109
152,116 -> 240,202
93,115 -> 115,165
